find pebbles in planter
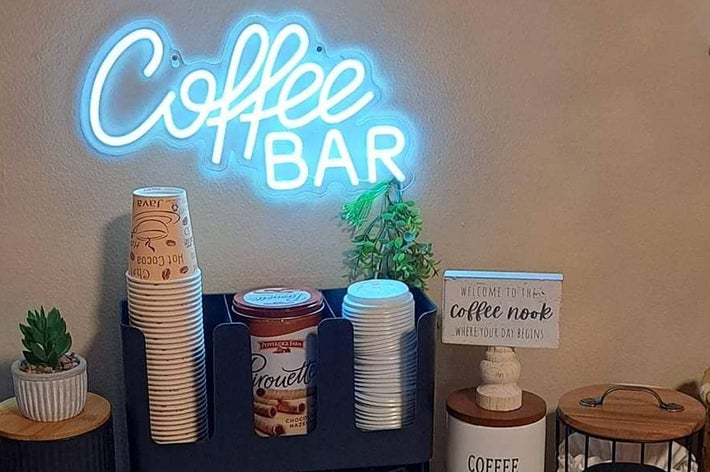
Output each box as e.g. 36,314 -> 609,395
126,187 -> 207,444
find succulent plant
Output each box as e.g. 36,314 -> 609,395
19,307 -> 72,370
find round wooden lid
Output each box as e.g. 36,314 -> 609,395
557,384 -> 705,442
0,393 -> 111,441
447,388 -> 547,427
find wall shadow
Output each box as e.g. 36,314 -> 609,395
676,379 -> 700,400
84,213 -> 130,472
0,360 -> 12,400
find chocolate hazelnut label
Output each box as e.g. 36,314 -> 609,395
250,326 -> 317,436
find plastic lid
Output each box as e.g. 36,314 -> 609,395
346,279 -> 411,306
232,287 -> 324,319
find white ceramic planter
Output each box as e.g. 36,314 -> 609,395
11,354 -> 88,422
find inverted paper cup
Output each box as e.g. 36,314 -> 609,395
148,386 -> 207,399
146,365 -> 206,380
129,187 -> 198,282
127,286 -> 203,303
152,430 -> 208,444
148,378 -> 207,395
137,328 -> 204,344
148,375 -> 207,392
152,418 -> 208,432
144,340 -> 204,354
148,374 -> 207,390
129,313 -> 203,328
144,335 -> 204,351
126,270 -> 202,288
145,349 -> 206,365
149,401 -> 208,420
132,315 -> 203,333
128,302 -> 203,315
130,300 -> 203,313
148,389 -> 207,405
153,423 -> 207,436
150,415 -> 207,427
141,330 -> 205,345
145,354 -> 206,372
128,303 -> 203,319
147,372 -> 205,387
146,369 -> 206,383
148,386 -> 207,401
150,415 -> 208,430
146,366 -> 205,383
150,396 -> 208,411
152,427 -> 208,443
145,350 -> 206,365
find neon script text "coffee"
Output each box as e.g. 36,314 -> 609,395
82,18 -> 412,192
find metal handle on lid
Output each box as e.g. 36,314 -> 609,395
579,385 -> 685,412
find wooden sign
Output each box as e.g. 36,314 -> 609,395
442,270 -> 563,348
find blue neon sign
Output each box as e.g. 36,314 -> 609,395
79,15 -> 416,195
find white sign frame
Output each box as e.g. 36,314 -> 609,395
442,270 -> 563,348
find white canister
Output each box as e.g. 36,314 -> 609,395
446,389 -> 547,472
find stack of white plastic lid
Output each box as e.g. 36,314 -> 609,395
126,187 -> 207,444
342,279 -> 417,431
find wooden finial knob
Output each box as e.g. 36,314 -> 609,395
475,346 -> 522,411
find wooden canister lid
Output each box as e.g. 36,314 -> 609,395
447,388 -> 547,427
557,384 -> 705,442
0,393 -> 111,441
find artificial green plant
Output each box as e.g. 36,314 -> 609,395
340,179 -> 439,290
19,307 -> 72,370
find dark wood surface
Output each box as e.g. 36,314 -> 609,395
446,388 -> 546,427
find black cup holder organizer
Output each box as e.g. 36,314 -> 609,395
120,288 -> 437,472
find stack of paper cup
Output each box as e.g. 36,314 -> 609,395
126,187 -> 208,444
342,279 -> 417,431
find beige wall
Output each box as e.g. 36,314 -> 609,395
1,1 -> 709,471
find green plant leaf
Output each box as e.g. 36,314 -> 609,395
27,342 -> 47,364
45,352 -> 59,370
23,350 -> 42,366
19,324 -> 40,342
339,178 -> 439,289
55,334 -> 71,357
19,306 -> 72,369
27,312 -> 41,330
47,308 -> 60,330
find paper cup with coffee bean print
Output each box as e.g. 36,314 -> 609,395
129,187 -> 199,282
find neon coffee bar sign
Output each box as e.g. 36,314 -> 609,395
79,15 -> 415,194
